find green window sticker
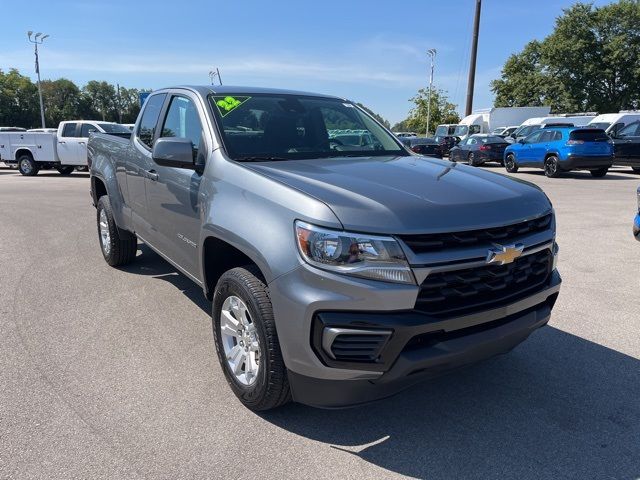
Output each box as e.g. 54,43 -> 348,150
213,96 -> 251,117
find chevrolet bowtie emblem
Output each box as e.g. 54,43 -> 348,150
486,244 -> 524,265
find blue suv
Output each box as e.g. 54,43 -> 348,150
504,127 -> 613,178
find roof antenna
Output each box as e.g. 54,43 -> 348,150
209,68 -> 223,86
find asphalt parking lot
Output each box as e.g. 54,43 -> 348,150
1,165 -> 639,479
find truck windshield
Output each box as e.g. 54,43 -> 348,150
453,125 -> 468,136
434,125 -> 456,137
588,122 -> 611,131
208,93 -> 407,161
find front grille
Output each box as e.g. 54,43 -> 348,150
414,249 -> 552,318
398,214 -> 552,254
330,333 -> 390,362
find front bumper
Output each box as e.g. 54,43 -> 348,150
271,263 -> 561,408
561,154 -> 613,170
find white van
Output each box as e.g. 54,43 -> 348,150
588,111 -> 640,137
512,113 -> 597,141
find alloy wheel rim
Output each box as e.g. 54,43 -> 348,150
220,295 -> 261,386
99,209 -> 111,255
20,159 -> 32,174
546,158 -> 556,175
506,156 -> 514,170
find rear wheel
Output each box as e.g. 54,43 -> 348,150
56,166 -> 75,175
505,153 -> 518,173
590,167 -> 608,178
17,155 -> 39,176
468,152 -> 478,166
544,155 -> 561,178
96,195 -> 137,266
213,266 -> 290,411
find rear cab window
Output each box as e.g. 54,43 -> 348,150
136,94 -> 167,149
61,123 -> 78,137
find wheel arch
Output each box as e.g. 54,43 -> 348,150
14,148 -> 35,160
201,234 -> 270,301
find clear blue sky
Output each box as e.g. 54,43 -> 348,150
1,0 -> 612,125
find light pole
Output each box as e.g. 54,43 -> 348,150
27,31 -> 49,128
426,48 -> 436,137
208,67 -> 223,86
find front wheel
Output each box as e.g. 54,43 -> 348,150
213,266 -> 290,411
96,195 -> 137,266
505,153 -> 518,173
590,167 -> 608,178
17,155 -> 39,176
544,156 -> 561,178
56,166 -> 75,175
468,152 -> 478,166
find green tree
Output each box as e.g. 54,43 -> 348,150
0,69 -> 39,127
118,87 -> 145,123
355,102 -> 391,128
492,0 -> 640,112
41,78 -> 83,126
393,87 -> 460,135
82,80 -> 118,121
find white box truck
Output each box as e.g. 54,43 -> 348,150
435,107 -> 552,143
0,120 -> 131,176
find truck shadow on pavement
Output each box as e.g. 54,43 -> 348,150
119,244 -> 211,315
261,326 -> 639,479
118,243 -> 639,479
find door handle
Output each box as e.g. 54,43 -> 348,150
58,141 -> 66,144
78,141 -> 86,145
146,169 -> 159,181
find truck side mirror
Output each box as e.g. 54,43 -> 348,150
152,137 -> 195,169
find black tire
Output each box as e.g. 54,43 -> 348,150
17,154 -> 39,176
96,195 -> 137,267
212,266 -> 290,411
468,152 -> 478,166
544,155 -> 561,178
590,167 -> 608,178
56,166 -> 75,175
505,153 -> 518,173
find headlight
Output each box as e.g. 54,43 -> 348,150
295,221 -> 415,284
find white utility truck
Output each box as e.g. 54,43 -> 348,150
0,120 -> 131,176
588,111 -> 640,137
436,107 -> 552,142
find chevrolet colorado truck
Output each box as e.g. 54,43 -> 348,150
88,86 -> 561,410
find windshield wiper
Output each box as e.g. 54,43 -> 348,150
235,155 -> 289,162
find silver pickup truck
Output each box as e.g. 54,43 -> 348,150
88,86 -> 561,410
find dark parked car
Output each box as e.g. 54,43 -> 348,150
400,136 -> 442,158
634,185 -> 640,240
433,135 -> 459,156
449,134 -> 510,166
610,120 -> 640,172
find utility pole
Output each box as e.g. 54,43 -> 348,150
465,0 -> 482,116
426,49 -> 436,137
116,83 -> 122,124
27,31 -> 49,128
209,68 -> 223,86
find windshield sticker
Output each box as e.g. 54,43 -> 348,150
213,96 -> 251,117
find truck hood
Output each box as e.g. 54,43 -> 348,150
245,155 -> 551,234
